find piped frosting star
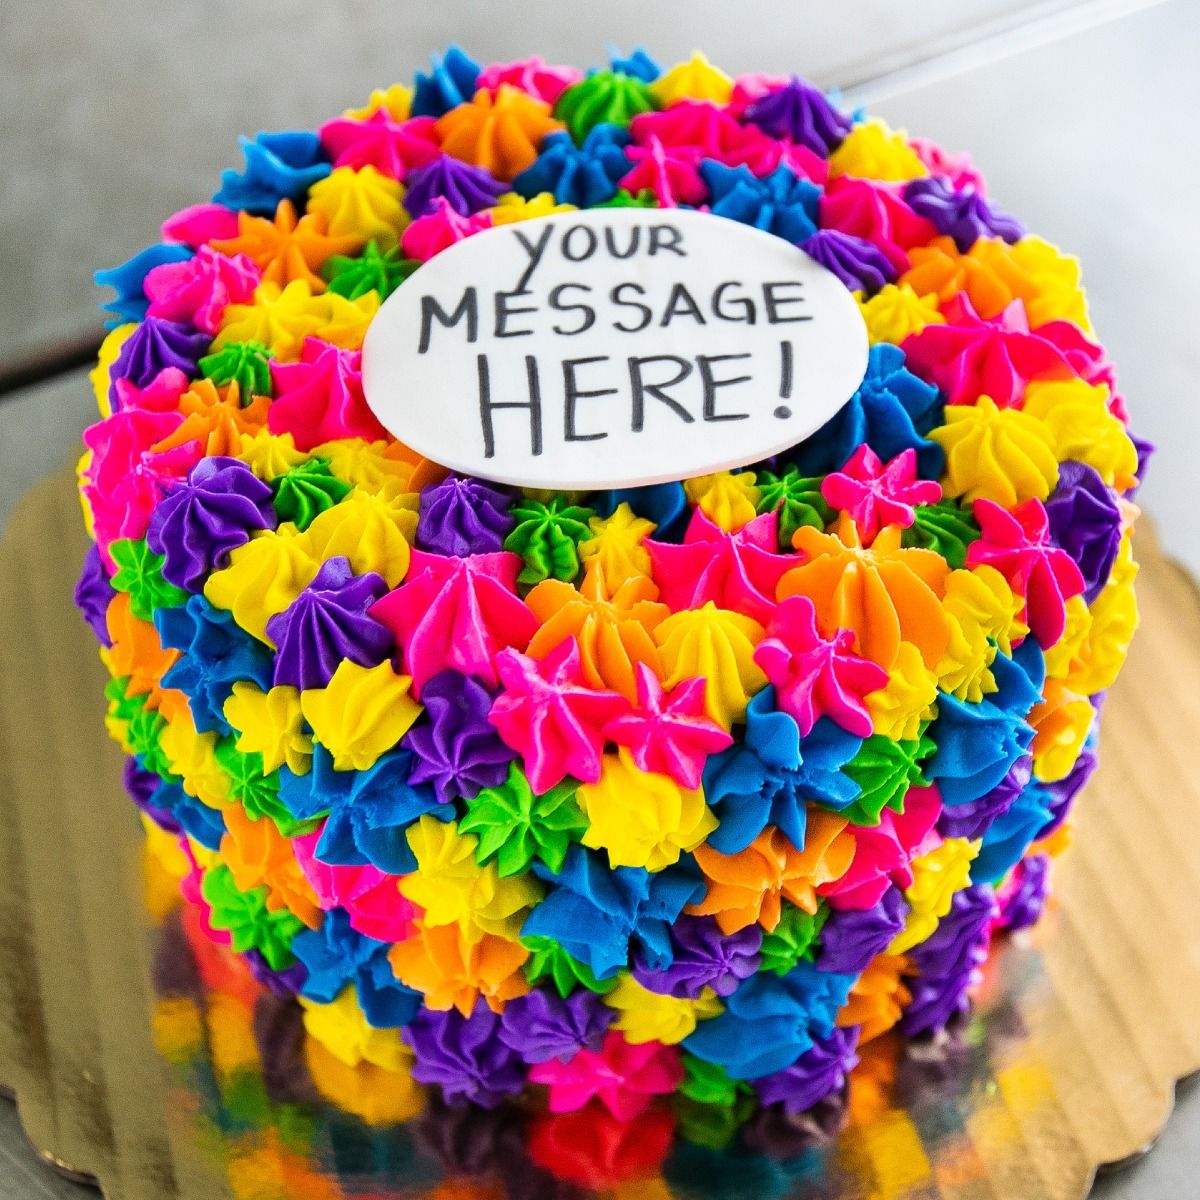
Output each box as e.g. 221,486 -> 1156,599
820,446 -> 943,543
318,110 -> 441,180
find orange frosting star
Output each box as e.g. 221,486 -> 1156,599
387,921 -> 530,1016
525,562 -> 669,702
899,236 -> 1014,320
779,515 -> 950,671
835,953 -> 912,1043
220,805 -> 322,929
689,814 -> 855,933
104,591 -> 180,700
211,199 -> 362,292
435,84 -> 564,180
150,379 -> 271,460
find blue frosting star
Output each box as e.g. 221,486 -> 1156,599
972,785 -> 1055,884
94,243 -> 193,329
411,45 -> 482,117
278,745 -> 451,875
699,161 -> 821,244
609,47 -> 660,82
514,125 -> 631,206
213,131 -> 331,215
155,595 -> 273,735
292,909 -> 422,1027
791,342 -> 944,476
683,960 -> 855,1079
703,688 -> 862,854
523,846 -> 704,980
148,774 -> 226,850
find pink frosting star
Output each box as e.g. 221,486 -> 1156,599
293,829 -> 418,943
819,784 -> 942,910
908,138 -> 986,193
631,102 -> 779,175
754,595 -> 889,738
618,135 -> 706,208
144,245 -> 262,335
820,446 -> 942,544
400,195 -> 494,262
902,295 -> 1107,408
967,498 -> 1085,648
161,202 -> 241,247
268,336 -> 389,450
318,111 -> 442,180
113,366 -> 190,414
528,1030 -> 684,1121
602,663 -> 733,789
818,177 -> 938,274
488,638 -> 630,793
477,57 -> 583,105
646,509 -> 794,624
370,549 -> 537,696
179,841 -> 232,946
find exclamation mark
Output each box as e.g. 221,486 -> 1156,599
774,340 -> 793,419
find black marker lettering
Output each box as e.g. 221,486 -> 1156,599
418,288 -> 478,353
562,223 -> 599,262
494,290 -> 537,338
628,356 -> 695,431
698,354 -> 752,422
712,281 -> 756,324
477,354 -> 543,458
762,281 -> 810,324
563,356 -> 614,442
549,284 -> 596,336
649,223 -> 686,258
610,282 -> 653,333
660,283 -> 706,327
604,224 -> 641,259
511,224 -> 555,292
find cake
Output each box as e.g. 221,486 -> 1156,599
77,43 -> 1148,1145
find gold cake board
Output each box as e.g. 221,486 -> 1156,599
2,469 -> 1199,1200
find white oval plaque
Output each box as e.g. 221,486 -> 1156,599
362,208 -> 869,490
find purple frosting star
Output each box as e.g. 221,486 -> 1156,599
244,950 -> 307,998
124,757 -> 181,833
402,154 -> 507,217
403,670 -> 516,803
1036,742 -> 1097,836
938,756 -> 1031,842
416,474 -> 515,556
743,77 -> 852,156
265,557 -> 393,689
108,316 -> 211,403
817,887 -> 907,976
632,916 -> 761,999
497,988 -> 613,1063
753,1025 -> 860,1114
904,177 -> 1024,253
802,229 -> 896,293
999,852 -> 1050,931
404,1004 -> 527,1107
899,884 -> 998,1037
147,456 -> 276,590
75,543 -> 116,646
1045,461 -> 1123,604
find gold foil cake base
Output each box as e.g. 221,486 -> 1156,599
2,470 -> 1200,1200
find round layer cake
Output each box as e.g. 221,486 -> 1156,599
77,45 -> 1148,1131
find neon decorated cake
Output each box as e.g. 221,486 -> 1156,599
77,44 -> 1148,1144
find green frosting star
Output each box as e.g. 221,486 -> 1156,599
108,538 -> 188,620
521,934 -> 616,997
679,1055 -> 753,1108
270,457 -> 352,531
756,465 -> 831,548
459,763 -> 586,876
758,903 -> 828,976
323,239 -> 419,301
902,499 -> 980,570
213,740 -> 316,838
554,71 -> 658,142
675,1057 -> 757,1149
201,864 -> 304,972
199,340 -> 273,400
842,729 -> 935,826
504,496 -> 595,585
105,674 -> 143,722
597,188 -> 659,208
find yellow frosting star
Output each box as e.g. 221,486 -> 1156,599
399,816 -> 542,941
931,395 -> 1059,506
683,471 -> 761,531
303,489 -> 415,587
236,429 -> 307,481
1043,595 -> 1093,681
578,502 -> 657,588
603,976 -> 723,1045
223,682 -> 313,775
299,990 -> 412,1072
855,283 -> 944,345
489,191 -> 578,225
935,565 -> 1023,701
1058,538 -> 1139,695
866,641 -> 939,740
91,323 -> 133,416
976,236 -> 1092,331
158,711 -> 231,810
577,749 -> 717,871
204,525 -> 320,644
829,119 -> 927,182
315,289 -> 381,351
649,52 -> 734,105
1021,379 -> 1139,491
305,165 -> 409,250
343,82 -> 413,122
654,601 -> 767,728
315,438 -> 422,499
1030,679 -> 1094,783
888,837 -> 979,955
214,280 -> 326,362
300,659 -> 421,771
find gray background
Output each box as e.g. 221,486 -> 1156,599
1,0 -> 1196,1194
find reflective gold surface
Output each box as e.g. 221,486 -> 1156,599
2,470 -> 1199,1200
